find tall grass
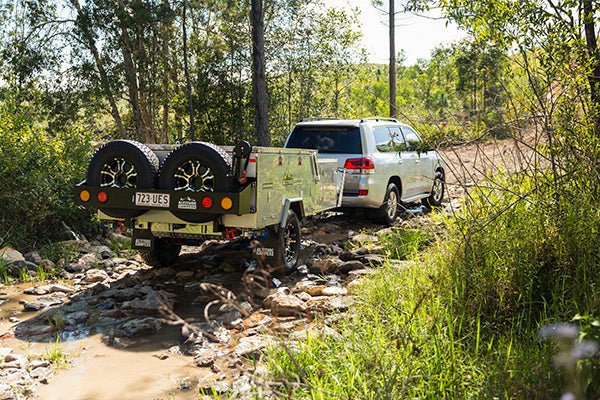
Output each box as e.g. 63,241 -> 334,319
264,165 -> 600,398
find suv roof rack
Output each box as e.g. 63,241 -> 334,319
301,117 -> 340,122
360,117 -> 398,123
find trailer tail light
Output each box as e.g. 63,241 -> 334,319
97,191 -> 108,203
359,190 -> 369,196
201,196 -> 213,209
344,157 -> 375,173
221,197 -> 233,210
80,190 -> 91,202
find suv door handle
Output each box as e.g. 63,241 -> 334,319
415,159 -> 421,164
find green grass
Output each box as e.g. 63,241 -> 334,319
39,242 -> 77,264
379,228 -> 431,260
0,260 -> 9,284
43,337 -> 69,368
264,169 -> 600,398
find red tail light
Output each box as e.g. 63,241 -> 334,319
344,157 -> 375,173
97,191 -> 108,203
201,196 -> 213,209
359,190 -> 369,196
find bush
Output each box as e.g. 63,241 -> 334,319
0,109 -> 96,250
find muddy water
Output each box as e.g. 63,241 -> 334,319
0,283 -> 208,400
36,334 -> 201,400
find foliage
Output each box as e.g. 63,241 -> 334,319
379,228 -> 431,260
0,106 -> 95,250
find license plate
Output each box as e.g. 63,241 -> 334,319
134,192 -> 170,208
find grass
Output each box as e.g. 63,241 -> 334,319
0,260 -> 9,284
43,336 -> 69,368
263,170 -> 600,399
39,242 -> 77,264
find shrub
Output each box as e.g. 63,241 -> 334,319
0,109 -> 96,250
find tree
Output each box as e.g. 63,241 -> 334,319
251,0 -> 270,146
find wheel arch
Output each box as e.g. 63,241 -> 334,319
387,176 -> 402,197
279,198 -> 305,228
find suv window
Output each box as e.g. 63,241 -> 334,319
401,125 -> 421,151
373,127 -> 395,152
286,126 -> 362,154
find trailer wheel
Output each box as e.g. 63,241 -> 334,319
272,210 -> 301,272
139,238 -> 182,267
87,140 -> 159,218
158,142 -> 235,223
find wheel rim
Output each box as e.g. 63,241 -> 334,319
432,177 -> 444,202
100,158 -> 138,188
387,190 -> 398,219
283,221 -> 300,264
173,160 -> 215,192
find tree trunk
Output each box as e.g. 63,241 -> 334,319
115,0 -> 147,142
583,0 -> 600,132
251,0 -> 270,146
389,0 -> 397,119
69,0 -> 126,136
182,0 -> 196,141
161,0 -> 170,143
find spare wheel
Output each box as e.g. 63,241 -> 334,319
158,141 -> 235,223
86,140 -> 159,219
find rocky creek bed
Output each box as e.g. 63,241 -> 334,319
0,209 -> 438,400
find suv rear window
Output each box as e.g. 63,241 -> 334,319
286,126 -> 362,154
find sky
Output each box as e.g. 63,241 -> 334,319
323,0 -> 468,65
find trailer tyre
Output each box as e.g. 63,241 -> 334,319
87,140 -> 159,218
272,210 -> 301,272
139,238 -> 182,267
159,142 -> 235,223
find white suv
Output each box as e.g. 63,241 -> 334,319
284,118 -> 446,224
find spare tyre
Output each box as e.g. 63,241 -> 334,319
87,140 -> 159,219
158,141 -> 235,223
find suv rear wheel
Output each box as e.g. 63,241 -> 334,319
373,183 -> 400,225
424,170 -> 445,208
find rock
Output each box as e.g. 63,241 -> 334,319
8,317 -> 21,323
234,335 -> 276,358
0,382 -> 12,400
29,359 -> 49,369
83,269 -> 109,283
294,281 -> 326,296
0,247 -> 24,263
7,260 -> 39,275
194,349 -> 216,367
121,290 -> 174,314
90,282 -> 110,294
375,227 -> 395,237
98,287 -> 139,301
310,258 -> 343,274
21,292 -> 66,311
24,284 -> 75,296
308,296 -> 353,313
264,293 -> 307,317
336,260 -> 365,274
348,268 -> 375,277
360,254 -> 386,267
0,353 -> 28,369
23,252 -> 43,266
115,317 -> 162,337
13,323 -> 53,337
0,348 -> 13,359
48,284 -> 76,294
174,270 -> 195,282
321,286 -> 347,296
153,267 -> 176,280
65,311 -> 89,325
29,366 -> 52,383
351,234 -> 378,244
89,245 -> 116,259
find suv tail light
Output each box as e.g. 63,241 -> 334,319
344,157 -> 375,173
